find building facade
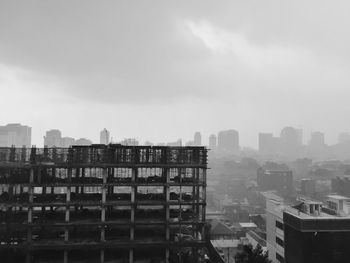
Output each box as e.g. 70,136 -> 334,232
217,130 -> 239,153
265,193 -> 350,263
100,129 -> 110,145
44,129 -> 63,147
257,168 -> 294,198
208,134 -> 217,150
193,132 -> 202,146
0,145 -> 207,263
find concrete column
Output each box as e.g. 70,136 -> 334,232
132,167 -> 137,183
66,186 -> 70,223
101,208 -> 106,222
129,249 -> 133,263
64,251 -> 68,263
66,186 -> 71,202
65,228 -> 69,242
165,182 -> 170,241
28,168 -> 34,224
103,168 -> 107,184
101,228 -> 105,241
165,248 -> 170,263
131,166 -> 137,246
102,186 -> 106,203
100,249 -> 105,263
130,223 -> 134,240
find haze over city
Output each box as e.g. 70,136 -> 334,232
1,0 -> 350,147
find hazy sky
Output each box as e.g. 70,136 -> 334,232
1,1 -> 350,148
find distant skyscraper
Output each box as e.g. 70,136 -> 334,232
193,132 -> 202,146
209,134 -> 217,149
257,168 -> 294,198
308,132 -> 325,148
100,128 -> 110,145
217,129 -> 239,152
280,127 -> 302,159
0,123 -> 31,147
259,133 -> 275,155
44,129 -> 62,147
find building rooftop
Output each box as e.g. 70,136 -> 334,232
297,195 -> 323,205
283,195 -> 350,219
210,220 -> 235,236
327,194 -> 349,201
261,191 -> 284,203
239,222 -> 257,228
211,239 -> 240,248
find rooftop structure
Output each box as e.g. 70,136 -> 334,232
265,193 -> 350,263
0,145 -> 208,263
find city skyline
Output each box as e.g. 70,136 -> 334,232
2,122 -> 350,152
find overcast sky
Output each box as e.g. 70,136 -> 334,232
1,1 -> 350,148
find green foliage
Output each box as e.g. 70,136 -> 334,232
234,244 -> 272,263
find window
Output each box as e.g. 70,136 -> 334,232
276,236 -> 284,248
276,220 -> 284,230
276,252 -> 284,263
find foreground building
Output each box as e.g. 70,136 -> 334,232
265,192 -> 350,263
0,145 -> 207,263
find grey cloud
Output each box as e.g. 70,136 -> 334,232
0,0 -> 350,105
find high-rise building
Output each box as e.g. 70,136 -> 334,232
300,178 -> 316,197
308,132 -> 325,148
217,129 -> 239,152
332,176 -> 350,197
280,127 -> 302,159
259,133 -> 280,156
0,123 -> 31,147
257,168 -> 294,198
44,129 -> 62,147
265,193 -> 350,263
100,128 -> 110,145
193,132 -> 202,146
208,134 -> 217,149
307,132 -> 326,159
0,145 -> 208,263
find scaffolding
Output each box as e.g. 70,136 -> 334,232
0,144 -> 207,263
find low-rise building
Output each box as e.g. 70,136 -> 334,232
265,192 -> 350,263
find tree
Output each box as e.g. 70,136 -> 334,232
234,244 -> 272,263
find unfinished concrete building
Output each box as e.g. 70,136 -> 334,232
0,145 -> 208,263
